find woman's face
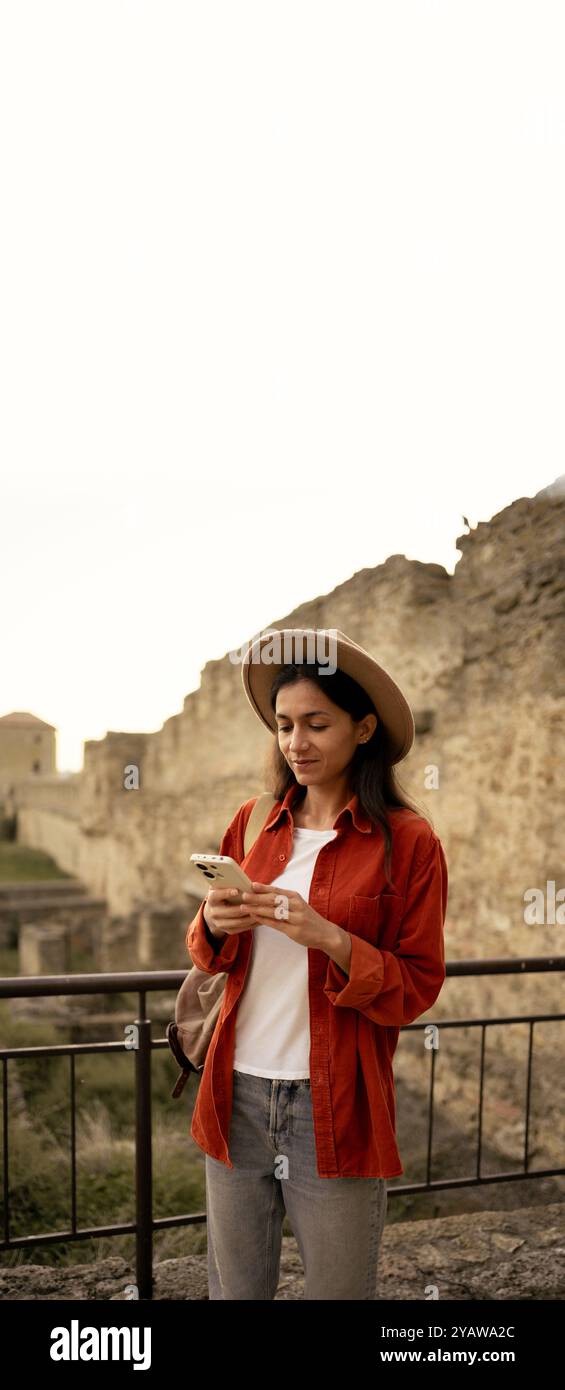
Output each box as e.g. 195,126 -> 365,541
274,678 -> 377,786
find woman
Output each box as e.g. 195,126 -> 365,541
186,628 -> 448,1300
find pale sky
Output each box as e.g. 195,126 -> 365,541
1,2 -> 563,772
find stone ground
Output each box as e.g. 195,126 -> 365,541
1,1200 -> 564,1300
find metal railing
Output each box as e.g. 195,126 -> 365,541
1,955 -> 564,1299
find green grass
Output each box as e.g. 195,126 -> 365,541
0,983 -> 211,1270
0,843 -> 73,882
0,945 -> 19,975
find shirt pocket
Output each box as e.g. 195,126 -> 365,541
347,893 -> 404,948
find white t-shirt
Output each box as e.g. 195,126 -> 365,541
233,827 -> 338,1079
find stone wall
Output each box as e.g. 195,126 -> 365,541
11,774 -> 82,873
0,720 -> 56,796
11,478 -> 564,1011
6,476 -> 565,1185
7,771 -> 80,819
16,807 -> 81,875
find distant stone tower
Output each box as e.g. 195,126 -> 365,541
0,712 -> 56,799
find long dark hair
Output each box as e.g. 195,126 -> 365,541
263,662 -> 432,890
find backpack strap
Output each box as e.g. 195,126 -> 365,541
243,791 -> 277,858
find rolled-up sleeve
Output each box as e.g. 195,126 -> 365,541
324,830 -> 448,1026
185,805 -> 246,976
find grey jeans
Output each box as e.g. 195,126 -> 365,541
204,1068 -> 387,1300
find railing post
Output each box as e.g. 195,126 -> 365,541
135,992 -> 153,1299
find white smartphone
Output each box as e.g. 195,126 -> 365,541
190,853 -> 254,905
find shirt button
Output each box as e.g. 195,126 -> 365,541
279,853 -> 286,861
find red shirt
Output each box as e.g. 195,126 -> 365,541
186,781 -> 448,1179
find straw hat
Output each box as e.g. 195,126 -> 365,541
240,627 -> 415,764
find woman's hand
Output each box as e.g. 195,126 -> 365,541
203,887 -> 261,938
239,882 -> 337,951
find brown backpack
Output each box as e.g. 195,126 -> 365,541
166,792 -> 276,1097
